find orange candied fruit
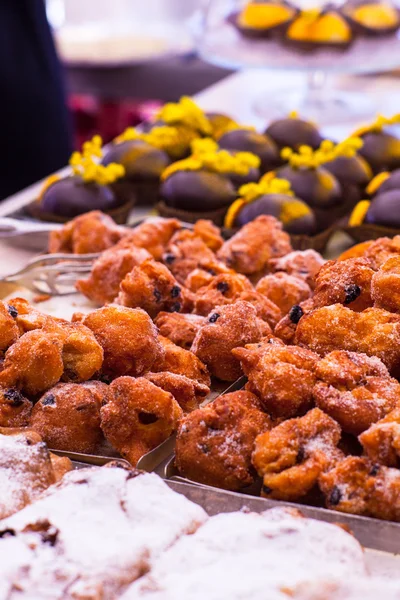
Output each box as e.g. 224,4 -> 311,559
239,2 -> 294,29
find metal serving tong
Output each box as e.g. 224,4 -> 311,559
0,217 -> 62,238
0,253 -> 98,296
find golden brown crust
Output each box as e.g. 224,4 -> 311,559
116,258 -> 194,318
30,381 -> 109,453
48,210 -> 124,254
100,376 -> 183,465
76,244 -> 151,305
217,215 -> 292,275
157,336 -> 211,387
191,301 -> 267,382
0,388 -> 32,427
83,305 -> 164,378
175,391 -> 271,490
50,453 -> 73,481
252,408 -> 342,501
256,272 -> 311,316
371,255 -> 400,313
312,258 -> 374,312
268,249 -> 325,290
162,229 -> 217,284
359,407 -> 400,467
118,218 -> 181,260
319,456 -> 400,521
193,273 -> 253,316
154,312 -> 206,350
233,344 -> 319,419
0,301 -> 19,353
238,290 -> 282,328
144,371 -> 209,413
193,219 -> 224,251
295,305 -> 400,377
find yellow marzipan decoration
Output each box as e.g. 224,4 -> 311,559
69,136 -> 125,185
114,125 -> 198,157
239,176 -> 294,202
224,199 -> 247,228
366,171 -> 390,195
161,138 -> 261,181
38,174 -> 61,201
316,136 -> 364,163
353,113 -> 400,137
280,199 -> 312,224
156,96 -> 212,136
348,200 -> 371,226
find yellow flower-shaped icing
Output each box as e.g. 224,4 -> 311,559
157,96 -> 212,136
353,113 -> 400,137
69,135 -> 125,185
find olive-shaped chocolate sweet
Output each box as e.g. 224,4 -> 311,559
358,131 -> 400,173
265,117 -> 323,150
102,140 -> 170,181
161,170 -> 236,212
365,189 -> 400,227
218,128 -> 280,173
277,164 -> 342,208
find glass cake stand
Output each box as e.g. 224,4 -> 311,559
196,0 -> 400,123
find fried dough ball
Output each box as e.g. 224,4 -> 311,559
274,298 -> 314,345
154,312 -> 206,350
361,235 -> 400,270
238,290 -> 282,328
116,258 -> 193,318
252,408 -> 342,501
5,297 -> 57,334
118,218 -> 181,260
371,256 -> 400,313
194,273 -> 253,316
100,376 -> 183,465
217,215 -> 292,275
193,219 -> 224,251
256,272 -> 311,316
233,344 -> 319,419
0,330 -> 64,396
313,351 -> 399,435
295,304 -> 400,377
319,456 -> 400,521
162,229 -> 217,284
144,372 -> 209,413
0,301 -> 19,353
268,249 -> 325,290
82,305 -> 163,378
175,391 -> 271,491
184,260 -> 234,293
76,244 -> 151,305
359,408 -> 400,467
0,388 -> 32,427
30,381 -> 110,453
312,258 -> 374,312
157,336 -> 211,387
50,453 -> 73,481
191,301 -> 268,382
48,210 -> 124,254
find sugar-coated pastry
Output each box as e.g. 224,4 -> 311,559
157,336 -> 211,387
193,219 -> 224,251
144,371 -> 209,413
191,301 -> 268,381
184,260 -> 234,293
356,234 -> 400,270
154,312 -> 206,350
162,229 -> 217,284
312,258 -> 374,312
0,301 -> 19,353
50,453 -> 73,481
295,304 -> 400,377
256,272 -> 311,315
30,381 -> 110,453
0,430 -> 56,519
268,249 -> 325,290
273,298 -> 314,345
371,255 -> 400,313
48,210 -> 124,254
117,258 -> 194,318
252,408 -> 342,501
0,330 -> 64,396
217,215 -> 292,275
175,391 -> 271,490
83,305 -> 164,379
76,243 -> 151,305
117,218 -> 181,260
313,351 -> 399,435
233,344 -> 319,418
319,456 -> 400,521
100,376 -> 183,464
0,388 -> 32,428
238,290 -> 282,328
193,272 -> 253,316
359,408 -> 400,467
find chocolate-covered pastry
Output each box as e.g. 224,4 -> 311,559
366,168 -> 400,197
350,189 -> 400,228
218,127 -> 280,173
230,1 -> 298,39
354,113 -> 400,173
285,7 -> 353,50
265,112 -> 323,150
342,0 -> 400,36
160,139 -> 259,214
225,175 -> 316,235
206,112 -> 239,139
32,137 -> 126,221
